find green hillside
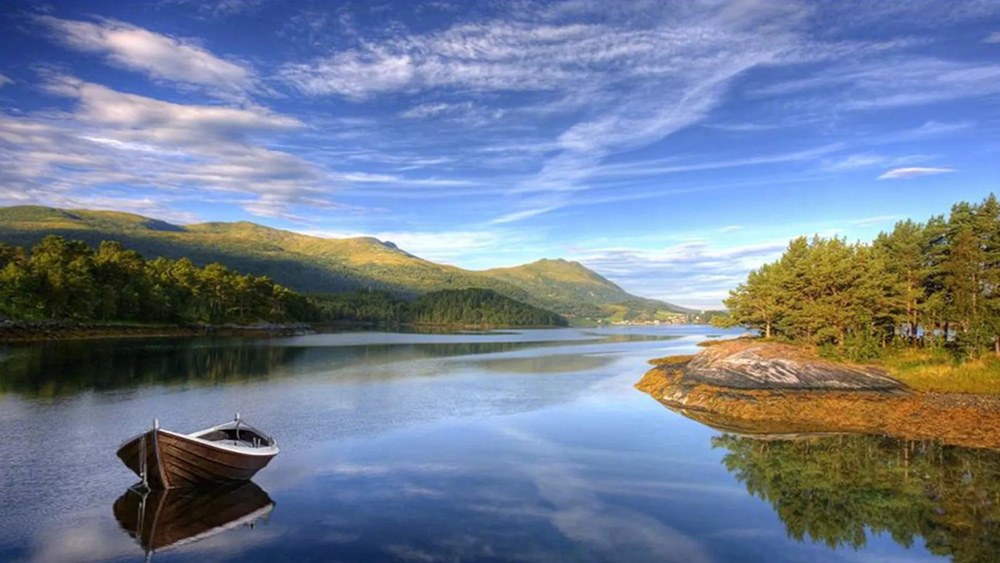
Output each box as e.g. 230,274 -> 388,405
0,206 -> 686,319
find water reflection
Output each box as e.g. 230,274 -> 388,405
713,433 -> 1000,562
0,330 -> 681,398
114,481 -> 274,557
0,339 -> 307,397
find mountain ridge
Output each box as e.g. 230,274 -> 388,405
0,205 -> 692,318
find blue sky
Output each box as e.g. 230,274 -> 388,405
1,0 -> 998,308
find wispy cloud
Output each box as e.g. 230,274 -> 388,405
984,31 -> 1000,44
594,144 -> 845,183
877,167 -> 955,180
822,153 -> 929,172
159,0 -> 270,17
491,205 -> 561,225
755,57 -> 1000,111
0,74 -> 12,88
36,16 -> 256,95
852,215 -> 899,227
873,120 -> 974,144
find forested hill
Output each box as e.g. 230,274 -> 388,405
0,236 -> 567,327
0,206 -> 686,319
311,288 -> 568,327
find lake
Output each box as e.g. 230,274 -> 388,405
0,326 -> 996,562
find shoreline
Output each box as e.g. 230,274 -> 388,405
636,340 -> 1000,450
0,321 -> 317,343
0,320 -> 566,344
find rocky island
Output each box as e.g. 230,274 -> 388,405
637,339 -> 1000,449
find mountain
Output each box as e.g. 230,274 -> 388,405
0,206 -> 689,318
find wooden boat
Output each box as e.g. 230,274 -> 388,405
117,414 -> 278,489
114,481 -> 274,556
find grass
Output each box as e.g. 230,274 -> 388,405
648,354 -> 695,366
877,347 -> 1000,394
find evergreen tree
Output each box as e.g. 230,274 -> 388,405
724,194 -> 1000,361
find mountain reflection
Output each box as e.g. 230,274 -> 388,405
713,433 -> 1000,562
114,481 -> 274,556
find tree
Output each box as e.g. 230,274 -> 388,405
723,193 -> 1000,361
723,261 -> 786,338
28,236 -> 97,319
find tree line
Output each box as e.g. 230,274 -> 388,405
721,194 -> 1000,360
0,236 -> 568,328
0,235 -> 314,323
311,288 -> 568,327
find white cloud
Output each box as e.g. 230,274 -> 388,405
0,74 -> 12,88
571,239 -> 791,309
720,225 -> 742,233
46,76 -> 300,140
984,31 -> 1000,43
877,167 -> 955,180
0,76 -> 340,219
36,16 -> 255,94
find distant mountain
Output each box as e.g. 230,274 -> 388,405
0,205 -> 689,319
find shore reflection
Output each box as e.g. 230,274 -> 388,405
713,433 -> 1000,562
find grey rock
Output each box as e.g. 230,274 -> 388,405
684,342 -> 906,392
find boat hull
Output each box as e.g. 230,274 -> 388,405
117,429 -> 276,489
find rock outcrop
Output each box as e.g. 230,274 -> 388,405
681,340 -> 905,392
636,340 -> 1000,449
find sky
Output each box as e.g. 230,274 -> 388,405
0,0 -> 998,309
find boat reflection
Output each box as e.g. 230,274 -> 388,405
113,481 -> 274,557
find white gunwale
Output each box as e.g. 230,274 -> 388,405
121,421 -> 279,458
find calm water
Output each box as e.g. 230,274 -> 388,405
1,326 -> 997,562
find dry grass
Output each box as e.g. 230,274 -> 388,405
878,348 -> 1000,394
647,354 -> 695,366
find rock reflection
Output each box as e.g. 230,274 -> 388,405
113,481 -> 274,557
713,433 -> 1000,562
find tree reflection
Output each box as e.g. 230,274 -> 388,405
0,334 -> 636,397
0,339 -> 308,397
713,433 -> 1000,562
